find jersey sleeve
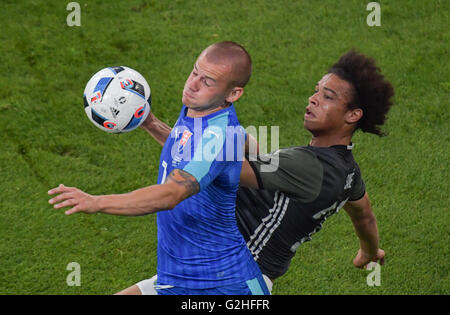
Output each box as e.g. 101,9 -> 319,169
248,147 -> 323,203
348,163 -> 366,201
181,115 -> 246,191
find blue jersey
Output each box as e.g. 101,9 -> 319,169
156,104 -> 262,289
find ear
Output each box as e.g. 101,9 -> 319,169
345,108 -> 363,124
225,87 -> 244,103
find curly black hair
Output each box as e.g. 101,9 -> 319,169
328,50 -> 395,136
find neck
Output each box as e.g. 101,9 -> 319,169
309,133 -> 352,147
187,102 -> 230,118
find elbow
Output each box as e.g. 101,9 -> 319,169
145,199 -> 176,214
365,213 -> 378,227
165,201 -> 177,211
159,176 -> 198,211
354,212 -> 378,231
142,193 -> 179,214
165,192 -> 185,211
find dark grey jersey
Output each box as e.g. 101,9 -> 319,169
236,144 -> 365,279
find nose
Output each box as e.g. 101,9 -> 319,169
308,92 -> 318,107
186,74 -> 200,92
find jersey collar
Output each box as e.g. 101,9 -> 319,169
316,143 -> 354,151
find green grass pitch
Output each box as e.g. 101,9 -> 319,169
0,0 -> 448,294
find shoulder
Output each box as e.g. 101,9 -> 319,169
250,146 -> 324,202
279,146 -> 319,162
204,106 -> 245,137
278,147 -> 324,185
256,146 -> 321,174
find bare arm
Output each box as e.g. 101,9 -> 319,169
140,112 -> 172,146
48,169 -> 199,216
245,133 -> 259,157
239,134 -> 260,188
240,158 -> 259,189
344,192 -> 385,268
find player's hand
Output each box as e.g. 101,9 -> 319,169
353,248 -> 385,269
48,184 -> 99,215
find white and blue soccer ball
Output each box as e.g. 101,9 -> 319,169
83,66 -> 151,133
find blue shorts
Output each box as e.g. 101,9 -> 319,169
156,274 -> 270,295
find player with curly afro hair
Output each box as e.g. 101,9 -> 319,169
235,50 -> 395,288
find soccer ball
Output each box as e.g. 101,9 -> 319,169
83,66 -> 151,133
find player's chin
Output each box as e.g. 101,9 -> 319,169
303,120 -> 324,135
182,97 -> 196,108
183,100 -> 206,112
303,119 -> 315,132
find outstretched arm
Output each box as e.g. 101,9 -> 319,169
48,169 -> 199,216
344,193 -> 385,268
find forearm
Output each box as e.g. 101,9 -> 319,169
140,112 -> 172,146
96,185 -> 177,216
345,194 -> 380,257
351,212 -> 380,256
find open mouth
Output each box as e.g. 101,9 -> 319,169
305,108 -> 315,119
